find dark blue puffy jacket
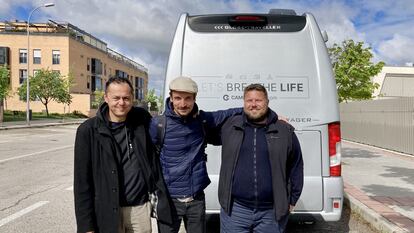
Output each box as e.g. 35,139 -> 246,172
149,98 -> 241,198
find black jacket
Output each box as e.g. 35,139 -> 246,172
74,103 -> 172,233
218,109 -> 304,221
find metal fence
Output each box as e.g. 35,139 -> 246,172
340,97 -> 414,155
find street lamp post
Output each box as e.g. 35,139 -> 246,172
26,3 -> 54,125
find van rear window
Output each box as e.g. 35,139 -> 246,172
188,14 -> 306,32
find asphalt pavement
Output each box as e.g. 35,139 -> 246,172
1,120 -> 414,233
342,140 -> 414,233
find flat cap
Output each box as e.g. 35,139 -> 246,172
169,76 -> 198,94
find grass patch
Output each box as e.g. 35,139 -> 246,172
3,110 -> 87,122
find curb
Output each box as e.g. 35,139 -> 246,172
344,192 -> 408,233
0,120 -> 85,130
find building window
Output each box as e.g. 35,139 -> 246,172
87,58 -> 90,71
104,64 -> 107,76
19,69 -> 27,84
134,77 -> 145,100
91,58 -> 102,74
33,49 -> 41,64
87,75 -> 90,89
115,69 -> 129,79
52,50 -> 60,64
91,76 -> 102,92
96,77 -> 102,91
138,77 -> 144,88
0,47 -> 9,65
19,49 -> 27,64
139,89 -> 144,100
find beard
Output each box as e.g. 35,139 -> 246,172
245,109 -> 268,123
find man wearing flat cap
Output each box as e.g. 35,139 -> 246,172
149,76 -> 241,233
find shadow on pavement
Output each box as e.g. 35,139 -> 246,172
381,166 -> 414,186
362,184 -> 414,197
286,207 -> 351,233
342,147 -> 381,159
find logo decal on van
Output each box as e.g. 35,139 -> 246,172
194,74 -> 309,101
213,25 -> 282,31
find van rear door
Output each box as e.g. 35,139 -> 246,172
165,12 -> 340,214
294,131 -> 323,211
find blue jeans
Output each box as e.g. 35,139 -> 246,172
220,201 -> 289,233
157,193 -> 206,233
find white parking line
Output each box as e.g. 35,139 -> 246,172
0,201 -> 49,227
0,134 -> 67,143
0,145 -> 73,164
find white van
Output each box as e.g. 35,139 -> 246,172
163,9 -> 343,221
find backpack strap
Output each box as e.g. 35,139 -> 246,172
155,115 -> 167,152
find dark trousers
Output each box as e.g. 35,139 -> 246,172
157,193 -> 206,233
220,201 -> 289,233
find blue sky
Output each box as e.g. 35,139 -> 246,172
1,0 -> 413,95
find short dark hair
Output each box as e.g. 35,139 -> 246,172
243,83 -> 268,100
105,76 -> 133,94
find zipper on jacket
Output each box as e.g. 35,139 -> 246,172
124,126 -> 132,160
253,128 -> 258,208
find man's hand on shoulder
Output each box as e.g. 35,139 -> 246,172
278,115 -> 289,123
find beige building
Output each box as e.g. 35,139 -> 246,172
0,20 -> 148,116
372,65 -> 414,99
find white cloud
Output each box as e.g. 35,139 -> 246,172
3,0 -> 413,93
0,2 -> 12,17
377,34 -> 414,65
304,1 -> 364,46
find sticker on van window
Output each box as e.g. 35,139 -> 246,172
194,74 -> 309,101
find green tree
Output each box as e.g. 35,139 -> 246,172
145,88 -> 161,111
0,65 -> 11,123
18,69 -> 72,116
91,90 -> 104,109
329,39 -> 385,102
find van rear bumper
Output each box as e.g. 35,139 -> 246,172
291,176 -> 343,221
206,176 -> 344,221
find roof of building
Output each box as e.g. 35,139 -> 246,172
0,20 -> 147,72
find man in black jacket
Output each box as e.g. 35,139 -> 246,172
74,77 -> 172,233
218,84 -> 304,233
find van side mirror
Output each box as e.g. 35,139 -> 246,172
322,30 -> 329,42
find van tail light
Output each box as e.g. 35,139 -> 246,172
328,122 -> 341,176
228,15 -> 267,26
333,199 -> 341,209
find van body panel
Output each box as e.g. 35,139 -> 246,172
293,130 -> 323,211
164,14 -> 187,93
164,11 -> 343,221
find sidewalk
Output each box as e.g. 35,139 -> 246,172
342,140 -> 414,233
0,118 -> 86,130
